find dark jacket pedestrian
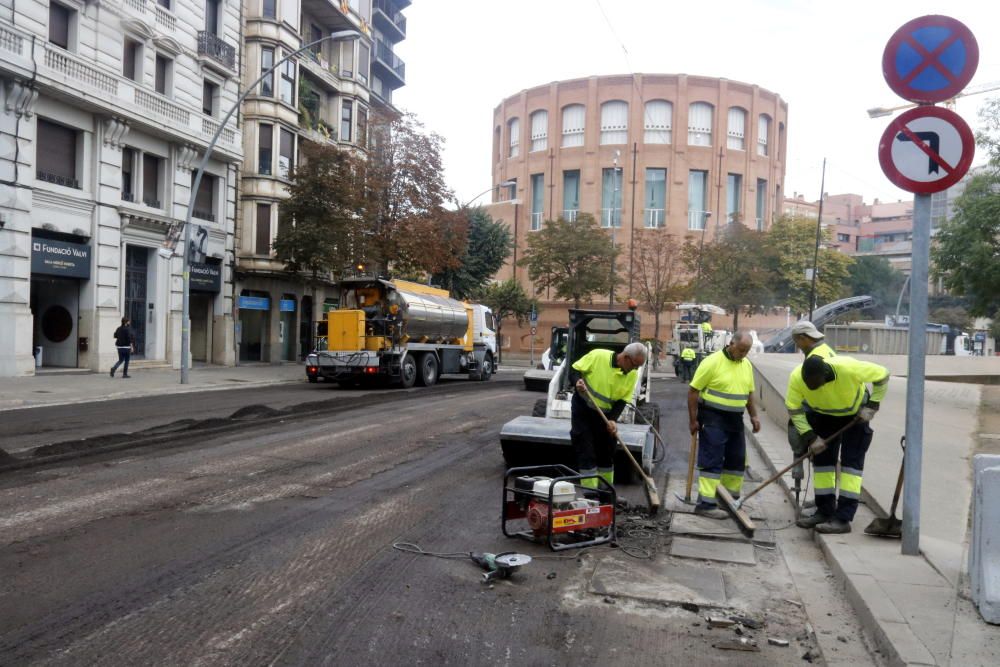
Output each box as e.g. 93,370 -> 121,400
110,318 -> 135,378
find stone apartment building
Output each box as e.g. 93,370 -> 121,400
234,0 -> 407,364
0,0 -> 243,377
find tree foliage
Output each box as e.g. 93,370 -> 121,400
518,213 -> 620,309
628,229 -> 689,341
433,207 -> 512,298
272,143 -> 360,286
474,279 -> 537,362
929,306 -> 972,332
768,215 -> 853,316
847,256 -> 907,319
356,111 -> 465,277
682,224 -> 777,330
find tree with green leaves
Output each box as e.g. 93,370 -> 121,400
355,111 -> 465,278
272,142 -> 360,294
847,256 -> 908,319
683,224 -> 778,331
628,228 -> 689,343
474,279 -> 537,363
518,213 -> 619,309
931,99 -> 1000,318
768,215 -> 854,317
433,207 -> 512,298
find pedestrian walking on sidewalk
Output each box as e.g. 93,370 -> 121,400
110,317 -> 135,379
687,331 -> 761,519
570,342 -> 647,490
785,355 -> 889,534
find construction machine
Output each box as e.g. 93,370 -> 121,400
500,308 -> 659,481
523,326 -> 568,392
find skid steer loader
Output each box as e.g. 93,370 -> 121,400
499,308 -> 660,482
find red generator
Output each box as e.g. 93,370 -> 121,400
502,464 -> 615,551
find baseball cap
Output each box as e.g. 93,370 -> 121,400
791,321 -> 823,339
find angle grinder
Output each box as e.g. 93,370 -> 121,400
469,552 -> 532,582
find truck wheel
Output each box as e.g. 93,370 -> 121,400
398,354 -> 417,389
531,398 -> 547,417
480,354 -> 493,381
416,353 -> 438,387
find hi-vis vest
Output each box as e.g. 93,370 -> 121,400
572,349 -> 639,412
681,348 -> 696,361
786,355 -> 889,434
690,349 -> 755,413
806,342 -> 836,359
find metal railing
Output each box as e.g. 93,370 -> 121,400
530,211 -> 543,230
374,38 -> 405,81
142,197 -> 161,208
644,208 -> 665,228
373,0 -> 407,35
193,209 -> 216,222
37,170 -> 80,189
600,208 -> 621,228
197,31 -> 236,70
562,209 -> 579,222
688,210 -> 708,230
122,192 -> 137,202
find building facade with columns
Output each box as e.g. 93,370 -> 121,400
0,0 -> 242,377
234,0 -> 407,364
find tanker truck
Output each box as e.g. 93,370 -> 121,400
305,275 -> 497,387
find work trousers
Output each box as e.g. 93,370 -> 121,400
680,360 -> 695,382
808,412 -> 873,522
570,392 -> 615,488
696,414 -> 746,507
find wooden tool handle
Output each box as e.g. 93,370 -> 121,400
685,433 -> 698,502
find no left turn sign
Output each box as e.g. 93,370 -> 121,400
878,106 -> 974,195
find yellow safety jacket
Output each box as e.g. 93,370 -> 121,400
680,348 -> 696,361
786,355 -> 889,434
690,349 -> 755,413
701,322 -> 713,334
572,349 -> 639,412
806,342 -> 836,359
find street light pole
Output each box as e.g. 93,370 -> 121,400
807,158 -> 827,321
180,29 -> 360,384
461,180 -> 515,209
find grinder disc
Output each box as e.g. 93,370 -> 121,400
495,553 -> 532,568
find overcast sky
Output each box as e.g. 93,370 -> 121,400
392,0 -> 1000,209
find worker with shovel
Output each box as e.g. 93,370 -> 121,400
570,342 -> 647,489
687,331 -> 761,518
786,355 -> 890,534
787,321 -> 836,509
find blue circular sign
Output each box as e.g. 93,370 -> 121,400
882,15 -> 979,104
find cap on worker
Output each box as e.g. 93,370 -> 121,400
791,320 -> 824,339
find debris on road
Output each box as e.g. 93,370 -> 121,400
730,614 -> 764,629
768,637 -> 790,647
705,616 -> 736,628
713,638 -> 760,652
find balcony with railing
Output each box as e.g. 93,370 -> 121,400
197,31 -> 236,71
688,210 -> 709,230
373,0 -> 406,40
530,211 -> 543,230
562,209 -> 579,222
644,208 -> 665,228
373,38 -> 405,88
37,170 -> 80,189
600,208 -> 621,228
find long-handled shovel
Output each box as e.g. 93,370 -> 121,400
674,432 -> 699,506
717,418 -> 860,537
864,436 -> 905,538
579,386 -> 660,515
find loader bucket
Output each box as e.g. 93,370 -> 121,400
499,416 -> 655,478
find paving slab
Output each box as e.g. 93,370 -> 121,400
670,536 -> 756,565
589,557 -> 727,607
669,512 -> 775,546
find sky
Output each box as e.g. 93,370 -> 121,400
392,0 -> 1000,209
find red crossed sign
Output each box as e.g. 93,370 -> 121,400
882,15 -> 978,104
878,106 -> 974,194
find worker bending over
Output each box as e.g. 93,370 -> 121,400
687,331 -> 761,518
570,342 -> 647,489
791,320 -> 836,359
786,355 -> 890,534
679,346 -> 697,382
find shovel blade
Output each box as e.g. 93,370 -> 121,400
863,516 -> 902,538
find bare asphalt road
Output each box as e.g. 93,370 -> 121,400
0,374 -> 876,665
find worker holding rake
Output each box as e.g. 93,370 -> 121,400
786,355 -> 890,534
687,331 -> 761,518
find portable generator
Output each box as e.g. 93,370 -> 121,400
501,464 -> 616,551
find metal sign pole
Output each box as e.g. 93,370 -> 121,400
902,193 -> 930,555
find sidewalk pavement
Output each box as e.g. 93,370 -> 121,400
748,353 -> 999,666
0,360 -> 530,413
0,362 -> 308,412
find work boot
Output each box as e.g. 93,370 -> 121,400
110,367 -> 115,378
694,505 -> 729,520
815,518 -> 851,534
795,512 -> 832,529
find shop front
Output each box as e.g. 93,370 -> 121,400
238,291 -> 270,362
30,232 -> 91,369
190,260 -> 222,363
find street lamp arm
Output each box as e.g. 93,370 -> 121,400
180,29 -> 360,384
461,180 -> 515,209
